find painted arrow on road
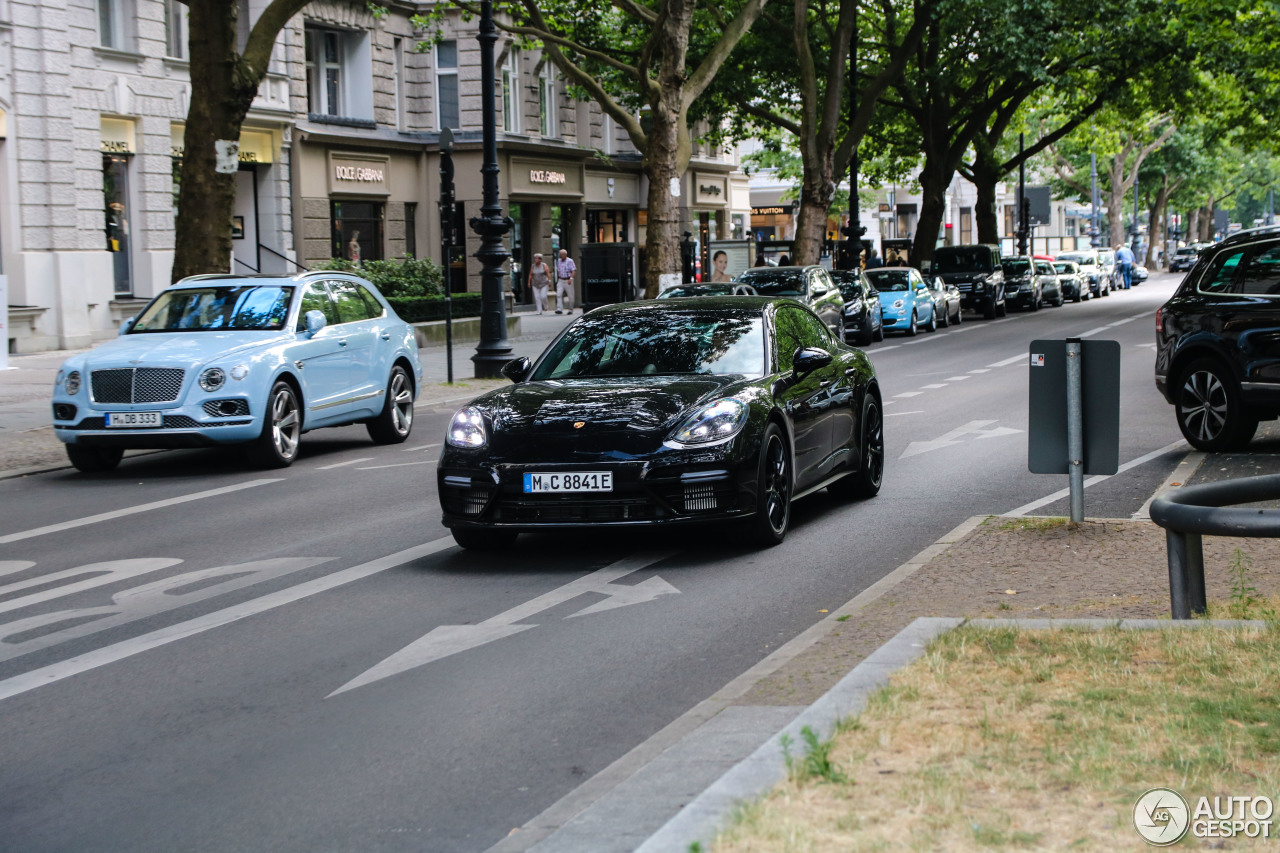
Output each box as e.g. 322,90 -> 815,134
899,419 -> 1023,459
328,552 -> 678,697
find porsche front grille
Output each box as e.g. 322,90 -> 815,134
91,368 -> 185,403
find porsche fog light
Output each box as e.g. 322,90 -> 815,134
671,399 -> 747,446
64,371 -> 81,395
199,367 -> 227,392
448,406 -> 488,448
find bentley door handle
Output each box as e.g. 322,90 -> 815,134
380,333 -> 392,341
337,339 -> 349,347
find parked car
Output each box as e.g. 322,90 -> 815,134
931,244 -> 1006,319
1002,256 -> 1062,310
51,272 -> 423,472
828,269 -> 884,345
1155,225 -> 1280,450
1169,245 -> 1201,273
734,266 -> 845,339
1056,250 -> 1110,298
1132,264 -> 1149,285
438,297 -> 883,549
657,283 -> 740,298
1097,249 -> 1117,289
927,276 -> 963,326
1053,260 -> 1089,302
865,267 -> 937,335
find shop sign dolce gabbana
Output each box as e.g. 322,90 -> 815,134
693,173 -> 728,206
510,157 -> 583,197
328,153 -> 390,195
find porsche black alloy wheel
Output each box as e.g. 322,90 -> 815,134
746,424 -> 791,546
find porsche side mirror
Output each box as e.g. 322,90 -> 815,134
792,347 -> 833,378
501,356 -> 532,383
304,310 -> 328,337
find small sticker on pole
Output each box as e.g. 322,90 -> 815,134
1031,353 -> 1045,367
215,140 -> 240,174
669,177 -> 681,198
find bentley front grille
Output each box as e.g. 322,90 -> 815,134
91,368 -> 185,403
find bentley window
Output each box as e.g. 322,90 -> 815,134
132,286 -> 294,332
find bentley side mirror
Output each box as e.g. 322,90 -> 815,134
304,310 -> 328,337
792,347 -> 833,378
501,356 -> 532,383
119,315 -> 137,336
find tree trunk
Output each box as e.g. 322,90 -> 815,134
792,161 -> 836,265
969,158 -> 1001,246
1106,160 -> 1127,249
641,100 -> 687,298
173,2 -> 261,281
912,158 -> 951,268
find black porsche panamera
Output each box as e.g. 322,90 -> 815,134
437,297 -> 884,549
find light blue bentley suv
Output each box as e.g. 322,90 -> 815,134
51,272 -> 423,472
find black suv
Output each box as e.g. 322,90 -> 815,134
931,244 -> 1006,319
1156,226 -> 1280,450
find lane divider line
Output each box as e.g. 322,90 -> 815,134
316,458 -> 374,470
0,480 -> 283,545
1003,439 -> 1188,517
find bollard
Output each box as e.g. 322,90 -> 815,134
1165,529 -> 1206,619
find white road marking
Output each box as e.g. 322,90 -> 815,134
316,458 -> 374,470
945,376 -> 971,381
988,354 -> 1026,368
356,459 -> 439,470
968,369 -> 990,374
884,410 -> 924,417
329,551 -> 678,697
894,391 -> 923,398
900,420 -> 1022,459
0,538 -> 455,703
921,384 -> 948,389
1076,326 -> 1111,338
402,443 -> 441,452
0,558 -> 183,614
0,558 -> 329,663
0,561 -> 37,580
1003,439 -> 1188,517
0,480 -> 283,545
875,345 -> 900,352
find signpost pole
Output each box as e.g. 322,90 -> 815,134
1066,337 -> 1084,522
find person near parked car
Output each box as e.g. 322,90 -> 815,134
864,248 -> 884,269
555,248 -> 577,314
1115,244 -> 1135,289
527,252 -> 551,314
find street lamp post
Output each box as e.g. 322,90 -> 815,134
841,4 -> 864,270
1089,153 -> 1101,249
469,0 -> 514,379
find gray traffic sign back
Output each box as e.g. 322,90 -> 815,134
1027,339 -> 1120,475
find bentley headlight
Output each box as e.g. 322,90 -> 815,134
448,406 -> 487,448
64,371 -> 81,395
199,367 -> 227,392
670,399 -> 748,446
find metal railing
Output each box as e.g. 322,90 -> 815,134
232,246 -> 309,275
1149,473 -> 1280,619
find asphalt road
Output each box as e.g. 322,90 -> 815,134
0,274 -> 1186,853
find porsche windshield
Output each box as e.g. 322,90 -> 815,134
131,286 -> 294,332
532,311 -> 766,379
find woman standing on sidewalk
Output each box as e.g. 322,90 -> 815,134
527,253 -> 551,314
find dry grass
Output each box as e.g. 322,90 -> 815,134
712,624 -> 1280,852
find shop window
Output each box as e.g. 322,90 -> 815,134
588,210 -> 627,243
437,41 -> 459,131
731,213 -> 745,240
305,26 -> 373,121
98,0 -> 133,50
501,48 -> 521,133
103,154 -> 133,296
332,200 -> 384,263
539,66 -> 557,138
164,0 -> 186,58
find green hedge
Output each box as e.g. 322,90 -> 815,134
387,293 -> 483,323
313,255 -> 444,298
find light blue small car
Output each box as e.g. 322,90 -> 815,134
51,272 -> 423,472
865,267 -> 937,336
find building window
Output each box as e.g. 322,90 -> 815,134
104,154 -> 133,295
501,48 -> 521,133
436,41 -> 459,130
164,0 -> 186,58
405,202 -> 417,258
98,0 -> 130,50
587,209 -> 627,243
305,27 -> 373,120
539,66 -> 556,138
959,207 -> 973,244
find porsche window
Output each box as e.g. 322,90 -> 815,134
532,311 -> 766,379
131,286 -> 293,332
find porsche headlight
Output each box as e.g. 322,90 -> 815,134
64,371 -> 81,395
199,367 -> 227,392
670,399 -> 748,446
448,406 -> 488,448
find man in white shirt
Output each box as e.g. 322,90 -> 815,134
555,249 -> 577,314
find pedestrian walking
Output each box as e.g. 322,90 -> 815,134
864,247 -> 884,269
1115,244 -> 1135,289
555,248 -> 577,314
527,253 -> 551,314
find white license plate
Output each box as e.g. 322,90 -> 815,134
105,411 -> 162,428
523,472 -> 613,493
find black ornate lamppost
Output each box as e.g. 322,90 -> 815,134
470,0 -> 514,378
840,5 -> 865,270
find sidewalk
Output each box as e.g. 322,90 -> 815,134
0,305 -> 575,477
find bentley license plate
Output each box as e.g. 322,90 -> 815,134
105,411 -> 162,428
523,472 -> 613,493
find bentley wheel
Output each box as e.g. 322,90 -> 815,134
745,424 -> 791,547
367,366 -> 414,444
1176,358 -> 1256,451
66,445 -> 124,473
452,528 -> 518,550
247,381 -> 302,468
